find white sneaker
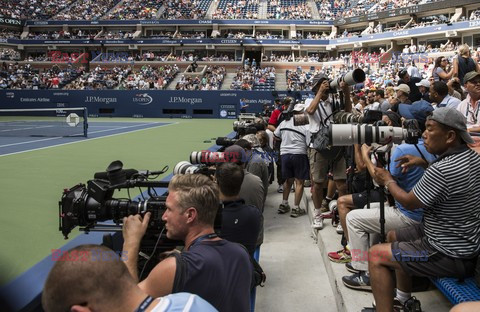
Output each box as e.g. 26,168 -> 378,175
336,223 -> 344,234
312,213 -> 324,229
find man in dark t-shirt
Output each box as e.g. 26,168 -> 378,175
122,174 -> 252,312
216,162 -> 261,255
397,69 -> 422,102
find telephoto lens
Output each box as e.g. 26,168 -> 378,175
173,161 -> 201,175
329,124 -> 407,146
190,151 -> 225,165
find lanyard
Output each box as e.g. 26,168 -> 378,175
134,296 -> 154,312
189,233 -> 218,250
466,101 -> 480,124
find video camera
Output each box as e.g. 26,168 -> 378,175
311,68 -> 366,94
59,160 -> 170,240
233,113 -> 258,137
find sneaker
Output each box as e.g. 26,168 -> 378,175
277,185 -> 284,193
290,207 -> 306,218
345,262 -> 360,274
336,223 -> 344,234
373,298 -> 404,310
400,296 -> 422,312
312,213 -> 323,229
328,248 -> 351,263
319,199 -> 330,213
342,272 -> 371,291
278,203 -> 290,214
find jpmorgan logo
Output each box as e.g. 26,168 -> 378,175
168,97 -> 203,105
85,96 -> 117,104
133,93 -> 153,105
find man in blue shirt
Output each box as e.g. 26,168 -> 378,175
341,102 -> 436,291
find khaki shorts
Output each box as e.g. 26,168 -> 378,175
308,148 -> 347,183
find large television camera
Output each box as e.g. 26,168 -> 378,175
59,160 -> 170,240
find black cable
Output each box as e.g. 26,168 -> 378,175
139,227 -> 166,280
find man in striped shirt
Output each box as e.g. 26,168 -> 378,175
367,107 -> 480,312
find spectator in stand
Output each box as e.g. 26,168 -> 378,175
453,44 -> 480,86
375,89 -> 390,112
397,69 -> 422,102
433,56 -> 454,83
415,79 -> 431,102
456,71 -> 480,134
431,81 -> 461,109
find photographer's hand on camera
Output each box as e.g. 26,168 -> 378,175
306,80 -> 329,115
122,212 -> 151,281
373,167 -> 394,186
395,154 -> 429,174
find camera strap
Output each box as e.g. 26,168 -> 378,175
134,296 -> 154,312
318,101 -> 333,129
413,144 -> 428,164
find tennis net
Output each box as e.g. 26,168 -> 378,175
0,107 -> 88,137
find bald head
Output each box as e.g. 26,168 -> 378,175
42,245 -> 135,312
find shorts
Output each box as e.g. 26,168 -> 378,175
392,223 -> 477,278
352,190 -> 382,209
308,148 -> 346,183
281,154 -> 310,180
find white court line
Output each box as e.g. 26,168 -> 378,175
0,122 -> 179,157
0,125 -> 55,132
0,122 -> 161,148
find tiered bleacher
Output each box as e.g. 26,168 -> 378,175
161,0 -> 211,20
213,0 -> 259,19
230,66 -> 276,91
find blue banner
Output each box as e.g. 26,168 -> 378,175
331,21 -> 473,45
25,19 -> 333,26
0,90 -> 307,118
6,38 -> 329,46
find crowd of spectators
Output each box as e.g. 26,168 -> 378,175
0,0 -> 75,20
63,64 -> 179,90
162,0 -> 207,20
296,31 -> 330,39
0,63 -> 82,89
286,68 -> 322,91
0,48 -> 20,61
53,0 -> 118,20
470,9 -> 480,20
175,31 -> 207,39
267,1 -> 311,20
97,30 -> 135,39
315,0 -> 336,20
230,66 -> 275,90
143,31 -> 175,39
0,29 -> 21,39
212,0 -> 258,19
104,0 -> 163,20
175,65 -> 225,90
221,31 -> 254,39
26,29 -> 99,40
255,31 -> 284,40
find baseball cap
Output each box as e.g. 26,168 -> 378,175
415,79 -> 430,88
463,71 -> 480,85
293,103 -> 305,112
394,84 -> 411,94
224,145 -> 248,164
383,111 -> 402,127
398,99 -> 433,125
427,107 -> 474,144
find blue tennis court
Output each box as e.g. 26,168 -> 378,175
0,121 -> 172,156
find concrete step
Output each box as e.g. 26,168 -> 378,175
307,0 -> 321,20
221,72 -> 236,90
166,73 -> 182,90
302,189 -> 453,312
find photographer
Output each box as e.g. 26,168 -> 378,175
122,174 -> 253,312
42,244 -> 217,312
274,103 -> 310,217
339,106 -> 436,291
216,162 -> 261,256
368,107 -> 480,311
305,76 -> 352,229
